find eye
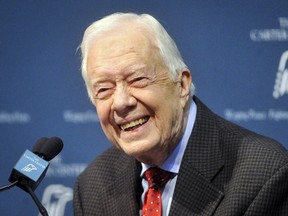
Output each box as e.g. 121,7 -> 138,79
130,77 -> 150,88
133,77 -> 145,82
94,87 -> 115,99
98,87 -> 109,92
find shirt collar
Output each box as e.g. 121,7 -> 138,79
141,99 -> 197,176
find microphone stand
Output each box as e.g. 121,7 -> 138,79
21,179 -> 49,216
0,181 -> 18,192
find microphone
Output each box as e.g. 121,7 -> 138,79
32,137 -> 49,156
8,137 -> 63,192
4,136 -> 64,216
37,137 -> 64,161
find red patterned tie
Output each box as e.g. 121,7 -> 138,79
142,167 -> 172,216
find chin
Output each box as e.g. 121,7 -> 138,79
123,144 -> 165,165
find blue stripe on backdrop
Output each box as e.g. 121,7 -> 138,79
0,1 -> 287,215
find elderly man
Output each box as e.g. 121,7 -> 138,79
73,13 -> 288,216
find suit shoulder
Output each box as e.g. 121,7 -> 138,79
218,115 -> 288,161
194,97 -> 288,162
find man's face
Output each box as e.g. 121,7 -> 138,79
86,29 -> 191,165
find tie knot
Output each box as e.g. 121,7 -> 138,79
144,167 -> 172,189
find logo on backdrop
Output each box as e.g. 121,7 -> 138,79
39,155 -> 86,215
40,184 -> 73,216
46,154 -> 87,178
63,110 -> 99,123
250,17 -> 288,41
249,17 -> 288,100
21,164 -> 37,172
226,31 -> 288,122
273,50 -> 288,99
224,108 -> 288,122
0,111 -> 31,124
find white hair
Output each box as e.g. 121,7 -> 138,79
80,12 -> 195,99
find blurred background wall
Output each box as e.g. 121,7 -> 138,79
0,1 -> 287,215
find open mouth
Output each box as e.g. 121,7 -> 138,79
120,117 -> 149,131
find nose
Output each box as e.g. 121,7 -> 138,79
111,84 -> 137,116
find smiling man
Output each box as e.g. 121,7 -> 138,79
85,23 -> 191,166
73,13 -> 288,216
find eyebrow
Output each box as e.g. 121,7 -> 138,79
91,64 -> 152,87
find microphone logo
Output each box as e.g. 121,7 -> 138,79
11,150 -> 49,183
21,164 -> 37,172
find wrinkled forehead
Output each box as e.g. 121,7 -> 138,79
86,29 -> 164,72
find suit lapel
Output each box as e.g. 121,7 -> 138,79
101,154 -> 142,215
169,168 -> 224,215
169,97 -> 225,215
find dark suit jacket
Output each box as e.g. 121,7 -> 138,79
73,97 -> 288,215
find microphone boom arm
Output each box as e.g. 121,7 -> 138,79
22,179 -> 49,216
0,180 -> 18,192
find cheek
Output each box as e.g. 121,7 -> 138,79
95,101 -> 112,128
158,92 -> 183,132
96,104 -> 119,145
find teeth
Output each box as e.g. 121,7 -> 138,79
120,117 -> 148,130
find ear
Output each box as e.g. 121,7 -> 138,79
178,69 -> 192,108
